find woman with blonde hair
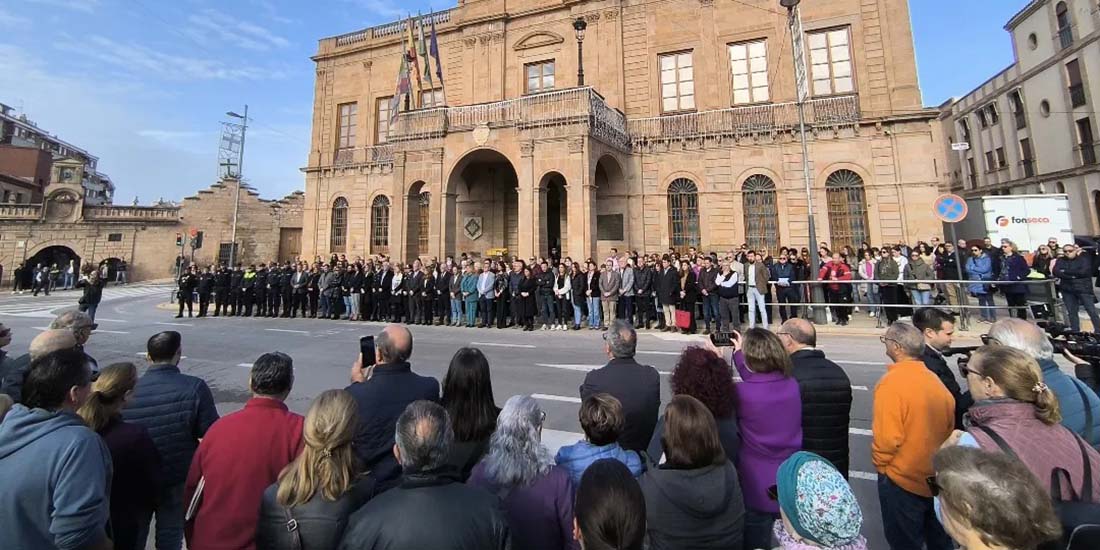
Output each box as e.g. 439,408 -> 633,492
950,345 -> 1100,500
77,362 -> 160,550
257,389 -> 375,549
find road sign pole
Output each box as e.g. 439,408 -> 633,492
949,222 -> 968,331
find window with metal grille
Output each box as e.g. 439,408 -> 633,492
337,103 -> 357,151
417,192 -> 430,254
525,61 -> 555,93
330,197 -> 348,253
1067,59 -> 1086,108
1020,138 -> 1035,177
376,97 -> 391,144
1010,90 -> 1027,129
659,51 -> 695,113
808,28 -> 853,96
371,195 -> 391,254
959,119 -> 971,141
218,243 -> 238,266
1078,117 -> 1097,165
995,147 -> 1007,169
741,174 -> 778,250
667,178 -> 700,251
1056,2 -> 1072,49
825,170 -> 869,250
729,40 -> 769,105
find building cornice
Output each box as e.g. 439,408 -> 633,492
1005,0 -> 1046,31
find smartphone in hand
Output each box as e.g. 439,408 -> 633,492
360,335 -> 376,367
710,332 -> 735,347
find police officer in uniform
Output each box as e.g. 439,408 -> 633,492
266,262 -> 282,317
196,265 -> 214,317
242,264 -> 257,316
254,263 -> 268,317
229,264 -> 244,316
176,265 -> 198,318
213,265 -> 230,316
279,263 -> 294,317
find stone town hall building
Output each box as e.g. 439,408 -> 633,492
303,0 -> 944,262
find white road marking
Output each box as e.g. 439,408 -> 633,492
532,393 -> 582,403
237,363 -> 253,368
134,353 -> 187,359
849,427 -> 873,436
471,342 -> 537,349
836,360 -> 884,366
850,471 -> 879,481
93,318 -> 128,323
155,321 -> 193,327
265,328 -> 309,334
92,329 -> 130,334
536,363 -> 672,376
637,350 -> 680,356
852,385 -> 869,391
32,326 -> 49,331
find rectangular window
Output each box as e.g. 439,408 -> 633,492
525,61 -> 556,93
336,102 -> 357,151
966,157 -> 977,187
420,89 -> 444,108
15,192 -> 23,203
984,151 -> 995,172
987,104 -> 999,125
977,109 -> 989,129
808,28 -> 853,96
1,190 -> 8,202
1019,138 -> 1034,177
376,97 -> 391,144
995,147 -> 1007,169
1077,117 -> 1097,165
659,51 -> 695,112
729,40 -> 769,105
107,233 -> 123,242
1067,59 -> 1086,108
959,119 -> 971,141
1010,90 -> 1027,129
218,243 -> 238,266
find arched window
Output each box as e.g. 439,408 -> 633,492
371,195 -> 391,254
330,197 -> 348,253
742,175 -> 778,251
667,178 -> 700,251
1056,2 -> 1072,48
1054,181 -> 1065,193
825,169 -> 869,250
417,191 -> 430,254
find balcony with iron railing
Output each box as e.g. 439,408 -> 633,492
1081,142 -> 1098,166
333,144 -> 396,167
83,205 -> 180,221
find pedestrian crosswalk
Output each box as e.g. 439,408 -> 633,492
0,284 -> 172,318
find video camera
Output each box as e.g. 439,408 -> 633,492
1038,321 -> 1100,392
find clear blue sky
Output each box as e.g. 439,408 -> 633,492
0,0 -> 1027,203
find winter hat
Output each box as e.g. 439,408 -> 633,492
776,451 -> 863,547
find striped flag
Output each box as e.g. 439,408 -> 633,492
429,13 -> 445,104
418,13 -> 434,93
405,14 -> 422,106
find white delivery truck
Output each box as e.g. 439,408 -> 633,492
953,194 -> 1074,252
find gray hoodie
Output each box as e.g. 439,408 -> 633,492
0,405 -> 112,550
638,462 -> 745,550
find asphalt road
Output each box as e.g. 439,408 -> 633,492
1,284 -> 983,548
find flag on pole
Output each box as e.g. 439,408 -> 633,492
405,14 -> 423,107
429,13 -> 446,105
390,51 -> 410,125
418,13 -> 434,96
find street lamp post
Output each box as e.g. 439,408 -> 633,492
573,17 -> 587,86
782,0 -> 826,324
226,106 -> 248,268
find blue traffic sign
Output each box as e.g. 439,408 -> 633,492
933,194 -> 968,223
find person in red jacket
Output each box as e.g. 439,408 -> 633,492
184,352 -> 305,550
818,253 -> 854,326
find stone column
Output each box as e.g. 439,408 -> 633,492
565,137 -> 592,260
389,151 -> 408,259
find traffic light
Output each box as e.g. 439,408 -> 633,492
192,231 -> 204,250
175,233 -> 183,246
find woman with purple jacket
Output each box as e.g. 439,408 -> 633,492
728,328 -> 802,550
469,395 -> 579,550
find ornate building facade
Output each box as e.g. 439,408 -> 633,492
304,0 -> 944,261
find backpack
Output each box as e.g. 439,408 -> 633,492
976,380 -> 1100,549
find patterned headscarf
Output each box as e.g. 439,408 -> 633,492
777,452 -> 864,548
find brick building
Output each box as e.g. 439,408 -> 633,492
303,0 -> 945,262
0,177 -> 303,284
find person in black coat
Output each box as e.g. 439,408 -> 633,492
1053,244 -> 1100,333
779,318 -> 852,478
176,266 -> 198,318
76,271 -> 107,323
374,264 -> 394,322
344,325 -> 440,488
307,266 -> 322,319
913,308 -> 970,429
570,263 -> 588,330
580,320 -> 661,452
656,258 -> 680,331
634,260 -> 655,329
195,266 -> 214,317
266,265 -> 282,318
517,267 -> 538,331
212,266 -> 230,317
677,261 -> 699,334
435,266 -> 452,325
254,264 -> 269,317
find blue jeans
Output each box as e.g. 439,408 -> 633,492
319,295 -> 330,318
702,294 -> 720,329
151,482 -> 185,550
465,300 -> 478,326
78,303 -> 98,322
63,273 -> 74,288
865,284 -> 881,314
451,298 -> 463,323
975,293 -> 995,321
573,303 -> 583,327
878,474 -> 953,550
910,289 -> 932,305
479,297 -> 494,326
587,297 -> 601,327
539,294 -> 557,325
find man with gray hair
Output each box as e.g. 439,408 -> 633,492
988,318 -> 1100,446
872,322 -> 955,550
49,310 -> 98,375
345,324 -> 440,488
338,400 -> 511,550
0,329 -> 77,403
580,319 -> 660,452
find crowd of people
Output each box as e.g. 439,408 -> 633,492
0,302 -> 1098,550
8,259 -> 127,296
169,235 -> 1092,338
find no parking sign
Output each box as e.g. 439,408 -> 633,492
933,194 -> 968,223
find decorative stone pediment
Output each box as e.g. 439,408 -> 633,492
513,31 -> 564,51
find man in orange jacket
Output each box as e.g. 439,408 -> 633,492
873,322 -> 955,550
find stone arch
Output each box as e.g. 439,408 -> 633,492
330,196 -> 349,254
406,181 -> 431,258
659,170 -> 707,194
666,177 -> 702,252
539,171 -> 568,255
824,169 -> 871,250
25,244 -> 82,288
741,174 -> 779,251
513,30 -> 565,51
444,148 -> 520,258
369,194 -> 392,256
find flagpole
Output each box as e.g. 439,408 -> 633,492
429,9 -> 447,106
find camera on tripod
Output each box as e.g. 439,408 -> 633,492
1038,321 -> 1100,392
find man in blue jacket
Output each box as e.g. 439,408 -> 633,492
123,331 -> 220,550
989,318 -> 1100,447
345,324 -> 440,488
0,348 -> 112,550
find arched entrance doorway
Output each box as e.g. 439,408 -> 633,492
445,149 -> 519,258
406,182 -> 431,259
540,172 -> 567,258
593,156 -> 627,257
100,257 -> 123,282
25,245 -> 81,290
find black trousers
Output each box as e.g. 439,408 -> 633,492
495,294 -> 511,328
268,290 -> 281,317
229,290 -> 241,315
214,290 -> 228,315
635,294 -> 654,327
282,291 -> 292,316
178,291 -> 194,316
374,295 -> 389,320
1005,292 -> 1028,320
243,290 -> 255,316
198,292 -> 211,316
255,290 -> 267,316
879,285 -> 899,324
291,292 -> 305,317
